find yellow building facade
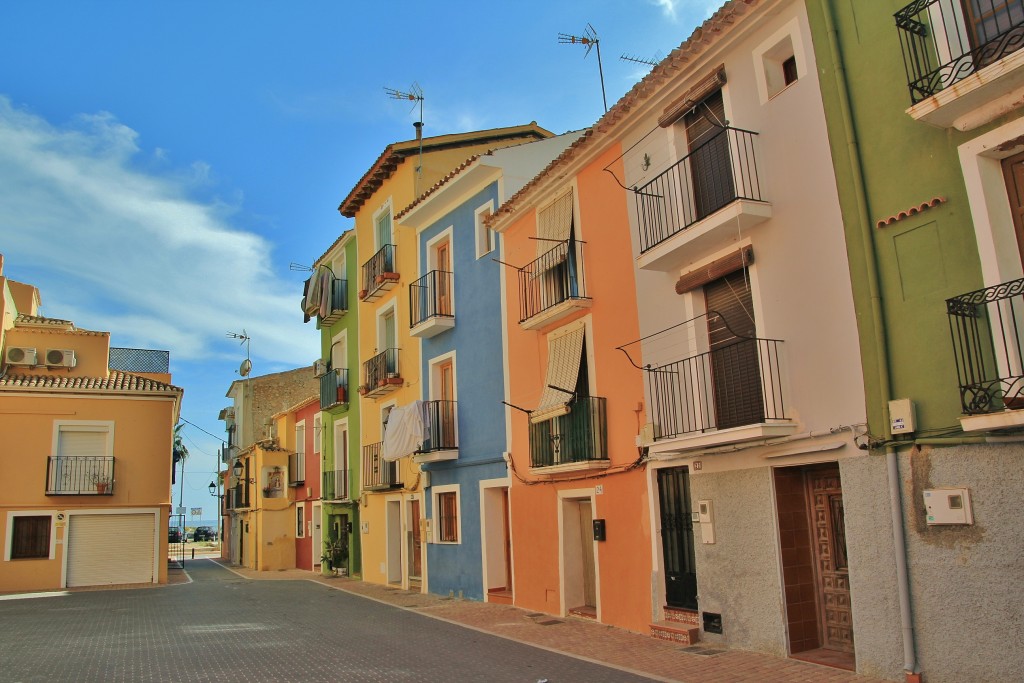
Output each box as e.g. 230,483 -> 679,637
339,125 -> 550,588
0,256 -> 182,591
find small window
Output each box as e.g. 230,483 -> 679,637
296,506 -> 305,538
11,516 -> 50,559
782,55 -> 798,86
437,491 -> 458,543
475,200 -> 496,259
755,24 -> 803,102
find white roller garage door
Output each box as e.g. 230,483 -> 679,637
67,513 -> 155,587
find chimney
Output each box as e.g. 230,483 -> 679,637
413,121 -> 423,143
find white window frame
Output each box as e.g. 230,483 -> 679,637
296,503 -> 305,538
475,199 -> 497,259
331,329 -> 348,372
373,199 -> 394,252
4,511 -> 57,561
52,420 -> 114,456
432,484 -> 461,544
333,417 -> 350,499
753,17 -> 807,104
295,420 -> 306,459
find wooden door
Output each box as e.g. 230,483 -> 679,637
657,467 -> 698,610
435,241 -> 451,315
438,360 -> 455,447
1001,149 -> 1024,267
807,467 -> 854,653
683,89 -> 734,221
410,499 -> 422,579
706,270 -> 764,430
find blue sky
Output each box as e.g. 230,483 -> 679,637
0,1 -> 712,516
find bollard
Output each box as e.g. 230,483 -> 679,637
191,548 -> 195,560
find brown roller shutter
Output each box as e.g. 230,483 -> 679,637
659,66 -> 727,128
675,246 -> 753,294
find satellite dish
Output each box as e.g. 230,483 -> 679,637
239,359 -> 252,377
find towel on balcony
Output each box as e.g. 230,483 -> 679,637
381,400 -> 425,461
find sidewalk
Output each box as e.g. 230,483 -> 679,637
213,560 -> 890,683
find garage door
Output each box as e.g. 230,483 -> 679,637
67,513 -> 155,587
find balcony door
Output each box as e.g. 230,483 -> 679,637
684,90 -> 735,222
381,310 -> 397,375
438,359 -> 455,446
658,466 -> 697,610
964,0 -> 1024,67
1001,149 -> 1024,268
376,208 -> 393,270
706,269 -> 765,430
435,240 -> 452,316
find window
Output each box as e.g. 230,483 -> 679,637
434,487 -> 460,543
313,414 -> 322,454
782,55 -> 798,86
11,516 -> 50,559
297,505 -> 305,537
753,19 -> 805,102
295,422 -> 306,458
475,200 -> 496,258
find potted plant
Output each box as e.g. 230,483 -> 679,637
321,536 -> 348,576
92,473 -> 112,495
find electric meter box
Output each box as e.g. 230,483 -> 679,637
923,488 -> 973,525
889,398 -> 916,434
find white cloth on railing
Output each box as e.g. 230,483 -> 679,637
381,400 -> 425,461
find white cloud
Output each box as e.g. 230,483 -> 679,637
652,0 -> 678,21
0,96 -> 317,367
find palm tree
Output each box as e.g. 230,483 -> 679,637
172,423 -> 189,485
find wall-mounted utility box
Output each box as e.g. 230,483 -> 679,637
889,398 -> 916,434
697,499 -> 715,544
592,518 -> 606,542
924,488 -> 973,525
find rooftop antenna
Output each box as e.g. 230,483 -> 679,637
620,52 -> 661,69
384,83 -> 426,192
226,330 -> 251,377
289,262 -> 313,273
559,24 -> 607,113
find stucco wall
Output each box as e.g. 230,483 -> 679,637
688,466 -> 787,654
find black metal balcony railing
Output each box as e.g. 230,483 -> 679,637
45,456 -> 115,495
529,396 -> 608,468
362,348 -> 401,392
289,452 -> 306,486
361,244 -> 398,296
518,240 -> 589,323
323,468 -> 349,501
228,484 -> 250,510
648,337 -> 787,439
410,270 -> 454,327
320,368 -> 349,410
418,400 -> 458,453
362,442 -> 400,489
947,277 -> 1024,413
896,0 -> 1024,104
634,127 -> 762,254
321,278 -> 349,324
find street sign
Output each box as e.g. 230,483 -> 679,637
191,507 -> 202,517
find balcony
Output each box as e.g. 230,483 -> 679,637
228,484 -> 250,510
320,368 -> 350,410
359,244 -> 398,303
289,452 -> 305,486
413,400 -> 459,464
947,277 -> 1024,430
320,278 -> 349,326
896,0 -> 1024,129
362,442 -> 401,491
360,348 -> 402,399
529,396 -> 608,470
646,336 -> 793,453
45,456 -> 115,495
323,469 -> 349,501
634,127 -> 769,272
410,270 -> 455,338
518,240 -> 591,331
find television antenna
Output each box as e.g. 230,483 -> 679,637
559,24 -> 607,113
226,330 -> 251,377
385,83 -> 426,186
620,52 -> 661,69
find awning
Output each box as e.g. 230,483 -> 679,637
381,400 -> 425,461
530,322 -> 585,424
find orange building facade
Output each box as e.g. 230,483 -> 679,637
490,143 -> 651,632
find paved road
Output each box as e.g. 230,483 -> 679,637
0,560 -> 657,683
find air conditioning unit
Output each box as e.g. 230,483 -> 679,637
313,359 -> 329,377
5,347 -> 37,366
45,348 -> 77,368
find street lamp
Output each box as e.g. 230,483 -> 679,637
209,480 -> 223,556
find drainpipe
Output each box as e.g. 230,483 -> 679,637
817,1 -> 918,678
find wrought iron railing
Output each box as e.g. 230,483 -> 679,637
320,368 -> 349,410
418,400 -> 458,453
896,0 -> 1024,104
947,277 -> 1024,413
289,452 -> 306,485
323,468 -> 349,501
518,240 -> 588,323
634,127 -> 762,254
45,456 -> 115,495
228,483 -> 249,509
647,337 -> 787,439
410,270 -> 454,327
361,244 -> 398,294
362,348 -> 400,391
528,396 -> 607,468
361,442 -> 400,489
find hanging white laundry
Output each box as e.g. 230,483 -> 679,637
381,400 -> 425,461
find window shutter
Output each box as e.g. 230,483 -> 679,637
659,66 -> 727,128
57,429 -> 107,456
675,246 -> 754,294
536,190 -> 574,258
531,323 -> 586,424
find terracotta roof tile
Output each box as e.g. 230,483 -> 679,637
876,197 -> 946,229
15,314 -> 72,326
0,370 -> 182,394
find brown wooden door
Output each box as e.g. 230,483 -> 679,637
436,241 -> 451,315
684,89 -> 734,221
705,270 -> 764,430
410,499 -> 422,579
438,360 -> 455,446
1001,149 -> 1024,268
807,467 -> 854,653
